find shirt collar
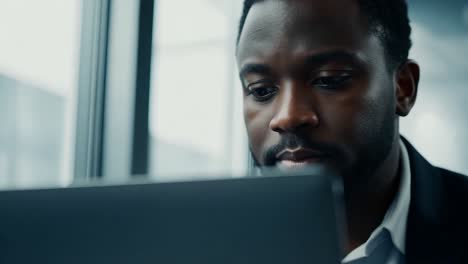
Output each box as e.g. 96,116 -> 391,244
342,139 -> 411,262
381,139 -> 411,254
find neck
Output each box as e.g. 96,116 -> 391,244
344,139 -> 402,253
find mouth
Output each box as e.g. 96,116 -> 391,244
275,147 -> 329,170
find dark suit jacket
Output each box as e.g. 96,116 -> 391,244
403,138 -> 468,263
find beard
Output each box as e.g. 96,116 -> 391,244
342,108 -> 396,191
249,105 -> 397,190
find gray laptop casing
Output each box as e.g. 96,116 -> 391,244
0,173 -> 344,264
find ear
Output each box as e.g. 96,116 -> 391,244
395,60 -> 420,117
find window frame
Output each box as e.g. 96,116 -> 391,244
75,0 -> 155,180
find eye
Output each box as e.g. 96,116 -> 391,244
248,85 -> 278,102
310,73 -> 352,90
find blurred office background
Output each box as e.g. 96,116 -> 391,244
0,0 -> 467,189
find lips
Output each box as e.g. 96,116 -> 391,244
275,148 -> 328,170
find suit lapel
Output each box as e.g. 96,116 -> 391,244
402,138 -> 450,263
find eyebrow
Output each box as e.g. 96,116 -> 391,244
239,64 -> 273,80
302,50 -> 367,69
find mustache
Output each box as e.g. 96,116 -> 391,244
261,134 -> 340,166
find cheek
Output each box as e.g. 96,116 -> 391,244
358,91 -> 396,145
318,77 -> 394,146
318,101 -> 367,159
244,101 -> 274,159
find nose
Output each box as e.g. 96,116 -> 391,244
269,86 -> 319,133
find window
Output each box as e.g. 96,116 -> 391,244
149,0 -> 247,180
0,0 -> 82,188
401,0 -> 468,174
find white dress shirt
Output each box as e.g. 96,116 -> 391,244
342,140 -> 411,264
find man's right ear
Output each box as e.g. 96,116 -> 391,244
395,60 -> 420,117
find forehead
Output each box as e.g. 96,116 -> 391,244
237,0 -> 373,65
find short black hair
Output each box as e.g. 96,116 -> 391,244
236,0 -> 412,69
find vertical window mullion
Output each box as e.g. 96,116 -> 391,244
74,0 -> 110,180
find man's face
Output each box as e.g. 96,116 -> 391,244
237,0 -> 399,181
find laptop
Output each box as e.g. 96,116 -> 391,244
0,170 -> 345,264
